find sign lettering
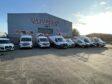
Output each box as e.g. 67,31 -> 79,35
31,18 -> 59,26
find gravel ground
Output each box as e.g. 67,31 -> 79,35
0,45 -> 112,84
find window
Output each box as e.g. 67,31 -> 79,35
78,40 -> 83,43
55,38 -> 63,42
38,28 -> 53,34
21,38 -> 31,41
84,39 -> 89,43
39,38 -> 48,42
0,40 -> 10,44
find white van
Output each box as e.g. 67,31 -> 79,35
48,35 -> 68,48
91,37 -> 106,47
82,36 -> 95,47
66,38 -> 75,48
19,35 -> 33,48
0,38 -> 14,51
36,35 -> 50,48
72,37 -> 86,48
75,36 -> 95,47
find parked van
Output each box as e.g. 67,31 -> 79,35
91,37 -> 106,47
35,34 -> 50,48
75,36 -> 95,47
72,37 -> 86,48
66,38 -> 75,48
19,35 -> 33,48
48,35 -> 68,49
82,36 -> 96,47
0,38 -> 14,51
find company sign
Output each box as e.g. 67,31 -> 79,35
31,18 -> 59,26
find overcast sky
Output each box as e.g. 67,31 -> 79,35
0,0 -> 112,35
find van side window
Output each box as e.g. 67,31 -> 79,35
55,38 -> 58,42
38,40 -> 40,42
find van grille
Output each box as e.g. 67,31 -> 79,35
5,46 -> 12,50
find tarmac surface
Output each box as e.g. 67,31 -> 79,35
0,45 -> 112,84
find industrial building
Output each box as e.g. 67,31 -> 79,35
8,13 -> 72,44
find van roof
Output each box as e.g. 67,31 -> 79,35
49,35 -> 63,38
21,35 -> 32,38
0,38 -> 9,40
48,36 -> 64,41
38,36 -> 47,38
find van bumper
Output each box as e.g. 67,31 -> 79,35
56,44 -> 68,49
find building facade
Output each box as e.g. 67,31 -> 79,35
8,13 -> 72,36
8,13 -> 72,44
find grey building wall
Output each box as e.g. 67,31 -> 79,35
8,13 -> 72,37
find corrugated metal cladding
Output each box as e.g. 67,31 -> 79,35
8,13 -> 72,37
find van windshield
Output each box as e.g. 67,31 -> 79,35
55,38 -> 63,42
21,38 -> 31,41
84,39 -> 89,43
98,38 -> 103,42
0,40 -> 10,44
94,39 -> 99,42
40,38 -> 48,42
78,40 -> 83,43
67,39 -> 72,43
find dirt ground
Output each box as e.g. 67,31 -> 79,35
0,45 -> 112,84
